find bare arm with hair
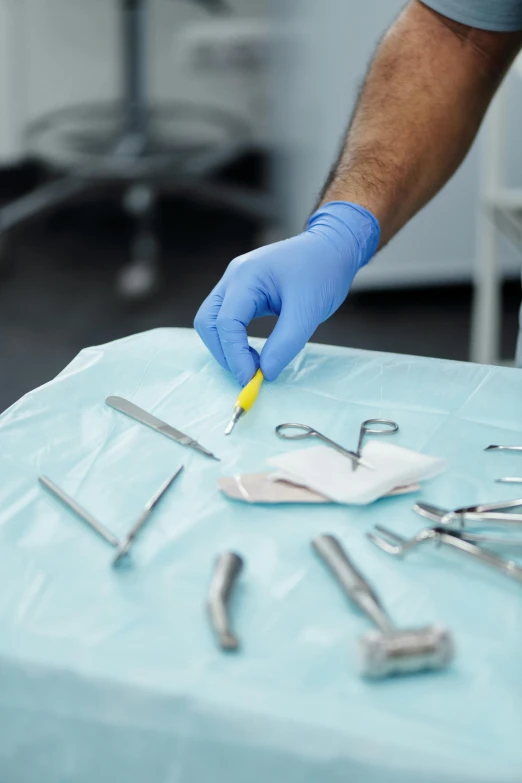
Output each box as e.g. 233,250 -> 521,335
195,0 -> 522,386
319,0 -> 522,246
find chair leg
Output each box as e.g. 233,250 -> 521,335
116,183 -> 160,301
0,176 -> 93,280
0,177 -> 91,233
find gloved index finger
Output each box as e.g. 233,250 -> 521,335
215,289 -> 260,387
194,285 -> 230,372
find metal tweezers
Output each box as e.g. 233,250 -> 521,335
368,525 -> 522,582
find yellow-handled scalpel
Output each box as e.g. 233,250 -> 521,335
225,369 -> 264,435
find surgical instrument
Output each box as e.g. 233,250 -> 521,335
496,477 -> 522,484
352,418 -> 398,471
414,504 -> 522,549
112,464 -> 183,567
312,534 -> 453,678
275,423 -> 373,470
485,445 -> 522,452
106,396 -> 219,461
39,475 -> 120,547
225,369 -> 264,435
207,552 -> 244,650
453,531 -> 522,552
368,525 -> 522,582
414,499 -> 522,527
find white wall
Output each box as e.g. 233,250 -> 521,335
271,0 -> 522,288
0,0 -> 26,159
1,0 -> 521,289
0,0 -> 267,161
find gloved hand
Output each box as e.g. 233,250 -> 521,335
194,201 -> 380,386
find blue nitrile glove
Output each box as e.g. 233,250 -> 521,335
194,201 -> 380,386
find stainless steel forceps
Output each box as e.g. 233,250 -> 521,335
414,498 -> 522,527
275,423 -> 373,470
352,418 -> 398,472
368,525 -> 522,582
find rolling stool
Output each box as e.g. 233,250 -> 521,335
0,0 -> 273,300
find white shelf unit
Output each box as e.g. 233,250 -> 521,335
471,54 -> 522,366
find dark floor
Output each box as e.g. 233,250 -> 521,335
0,163 -> 520,414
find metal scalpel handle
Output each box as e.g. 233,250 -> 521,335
207,552 -> 244,650
106,396 -> 219,461
312,534 -> 393,634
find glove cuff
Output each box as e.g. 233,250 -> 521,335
307,201 -> 380,271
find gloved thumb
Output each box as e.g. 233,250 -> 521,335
259,305 -> 309,381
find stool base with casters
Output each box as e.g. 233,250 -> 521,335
0,0 -> 274,301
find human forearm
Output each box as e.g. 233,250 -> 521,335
320,0 -> 522,245
195,0 -> 522,384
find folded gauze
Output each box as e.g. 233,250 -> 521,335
268,441 -> 447,505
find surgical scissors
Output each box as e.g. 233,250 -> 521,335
352,418 -> 399,471
275,423 -> 373,470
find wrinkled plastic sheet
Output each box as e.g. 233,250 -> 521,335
1,327 -> 522,783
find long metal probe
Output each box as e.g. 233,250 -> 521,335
112,464 -> 184,567
39,475 -> 120,547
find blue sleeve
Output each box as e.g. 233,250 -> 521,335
421,0 -> 522,31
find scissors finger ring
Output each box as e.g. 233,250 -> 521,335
361,418 -> 399,435
275,423 -> 316,440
